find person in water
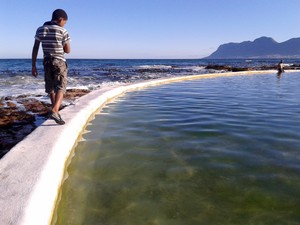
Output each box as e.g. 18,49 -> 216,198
31,9 -> 71,125
277,60 -> 284,74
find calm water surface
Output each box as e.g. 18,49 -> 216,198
53,73 -> 300,225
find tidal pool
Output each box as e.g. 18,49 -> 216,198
53,73 -> 300,225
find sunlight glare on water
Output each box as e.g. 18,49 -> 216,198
53,73 -> 300,225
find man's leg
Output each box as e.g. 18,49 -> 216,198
49,92 -> 55,107
48,59 -> 67,125
52,90 -> 64,113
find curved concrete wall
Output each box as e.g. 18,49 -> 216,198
0,70 -> 279,225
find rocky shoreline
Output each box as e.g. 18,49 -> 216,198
0,89 -> 90,158
205,63 -> 300,72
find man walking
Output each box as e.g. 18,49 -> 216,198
32,9 -> 71,125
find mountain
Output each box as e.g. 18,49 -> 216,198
205,37 -> 300,59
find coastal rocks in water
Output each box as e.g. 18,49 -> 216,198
205,65 -> 256,72
284,64 -> 300,70
0,99 -> 38,158
20,98 -> 51,115
64,88 -> 90,100
205,64 -> 300,72
0,89 -> 90,158
0,107 -> 35,127
0,120 -> 36,157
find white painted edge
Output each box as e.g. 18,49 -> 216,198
0,70 -> 294,225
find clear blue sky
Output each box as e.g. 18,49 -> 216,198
1,0 -> 300,59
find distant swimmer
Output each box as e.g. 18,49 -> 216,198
277,60 -> 284,74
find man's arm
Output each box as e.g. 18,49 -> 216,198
32,39 -> 40,77
64,41 -> 71,54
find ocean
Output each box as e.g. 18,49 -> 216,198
0,58 -> 298,99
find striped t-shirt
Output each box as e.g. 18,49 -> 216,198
35,21 -> 70,61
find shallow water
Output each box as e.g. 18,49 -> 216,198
54,73 -> 300,225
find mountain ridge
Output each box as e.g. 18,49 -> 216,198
205,37 -> 300,59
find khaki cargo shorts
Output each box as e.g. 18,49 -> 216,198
43,57 -> 68,94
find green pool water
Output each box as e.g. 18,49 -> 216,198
53,73 -> 300,225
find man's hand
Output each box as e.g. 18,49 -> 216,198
32,66 -> 38,77
64,41 -> 71,54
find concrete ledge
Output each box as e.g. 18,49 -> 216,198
0,70 -> 285,225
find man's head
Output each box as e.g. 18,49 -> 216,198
52,9 -> 68,26
52,9 -> 68,21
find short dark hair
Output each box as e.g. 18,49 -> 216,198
52,9 -> 68,21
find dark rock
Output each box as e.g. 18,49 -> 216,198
205,65 -> 255,72
205,65 -> 232,71
21,98 -> 50,116
0,108 -> 34,128
258,66 -> 277,70
64,89 -> 90,100
0,123 -> 36,158
4,96 -> 13,101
